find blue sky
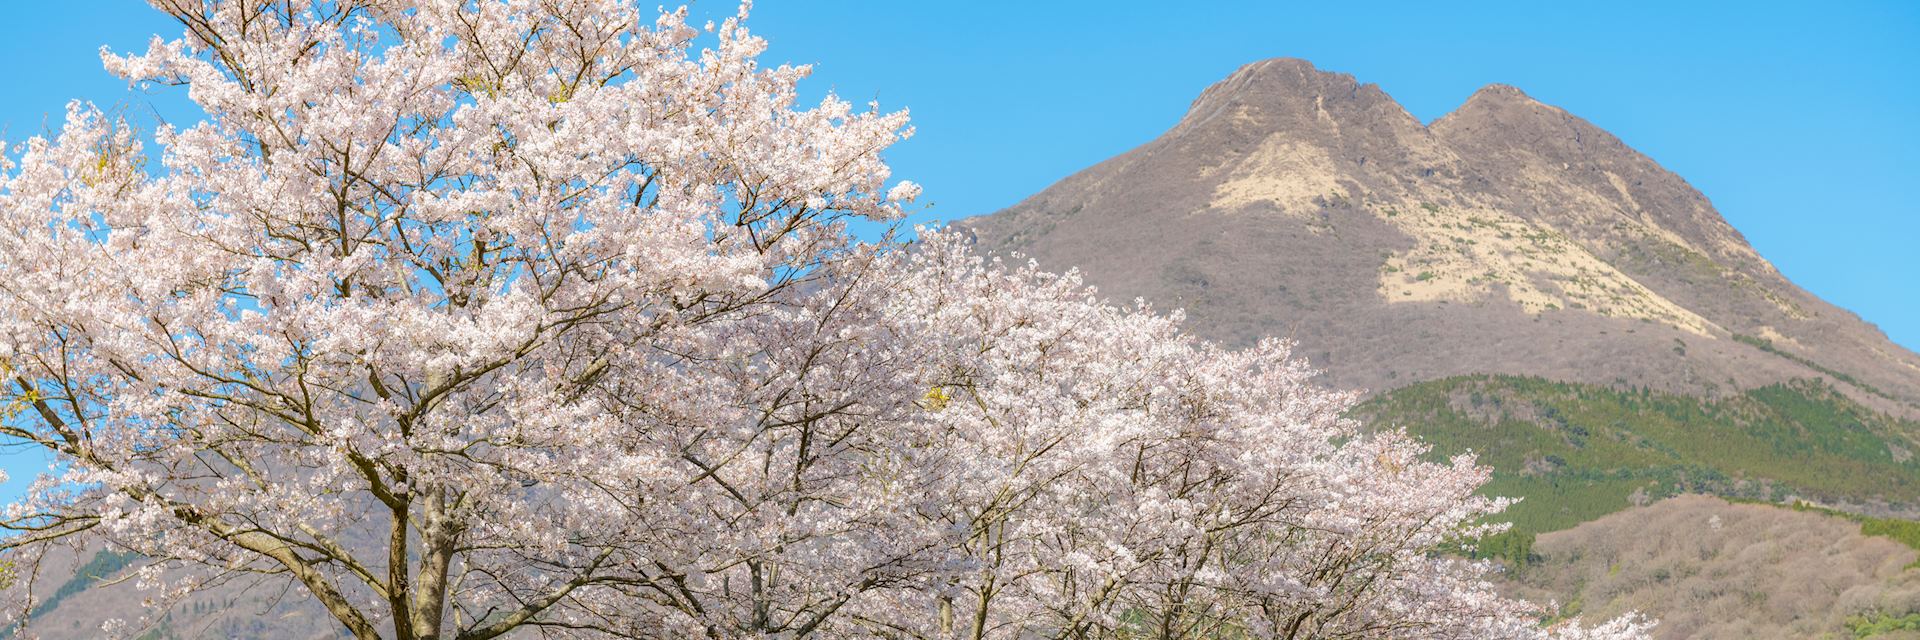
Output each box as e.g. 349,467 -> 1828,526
1,3 -> 1916,494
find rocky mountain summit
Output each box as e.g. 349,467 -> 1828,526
964,58 -> 1920,415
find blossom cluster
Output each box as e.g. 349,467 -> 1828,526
0,1 -> 1649,638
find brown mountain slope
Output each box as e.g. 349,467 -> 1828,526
961,58 -> 1920,415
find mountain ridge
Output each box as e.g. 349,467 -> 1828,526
962,57 -> 1920,416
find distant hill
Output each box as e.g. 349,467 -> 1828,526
961,58 -> 1920,637
1,543 -> 343,639
1510,495 -> 1920,640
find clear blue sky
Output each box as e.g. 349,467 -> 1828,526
1,3 -> 1916,494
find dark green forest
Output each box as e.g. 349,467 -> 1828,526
1354,375 -> 1920,564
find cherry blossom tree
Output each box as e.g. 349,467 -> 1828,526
0,1 -> 1650,638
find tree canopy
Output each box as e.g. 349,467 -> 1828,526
0,1 -> 1649,638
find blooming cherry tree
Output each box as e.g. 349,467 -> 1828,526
0,1 -> 1649,639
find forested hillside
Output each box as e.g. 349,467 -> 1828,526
1354,375 -> 1920,563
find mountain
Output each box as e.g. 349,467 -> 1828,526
961,58 -> 1920,638
963,58 -> 1920,414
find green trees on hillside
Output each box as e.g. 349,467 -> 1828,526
1355,375 -> 1920,559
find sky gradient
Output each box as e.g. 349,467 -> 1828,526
1,2 -> 1916,494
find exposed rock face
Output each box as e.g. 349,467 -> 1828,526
962,58 -> 1920,413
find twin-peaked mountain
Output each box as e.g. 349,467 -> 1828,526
964,58 -> 1920,415
962,58 -> 1920,638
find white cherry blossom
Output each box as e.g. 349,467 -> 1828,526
0,1 -> 1649,639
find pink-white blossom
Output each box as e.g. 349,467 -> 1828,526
0,2 -> 1649,639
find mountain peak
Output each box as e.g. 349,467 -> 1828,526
1210,58 -> 1353,93
1181,58 -> 1412,135
1431,81 -> 1772,272
1433,83 -> 1569,136
1462,83 -> 1539,105
1238,56 -> 1325,75
1446,83 -> 1557,123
